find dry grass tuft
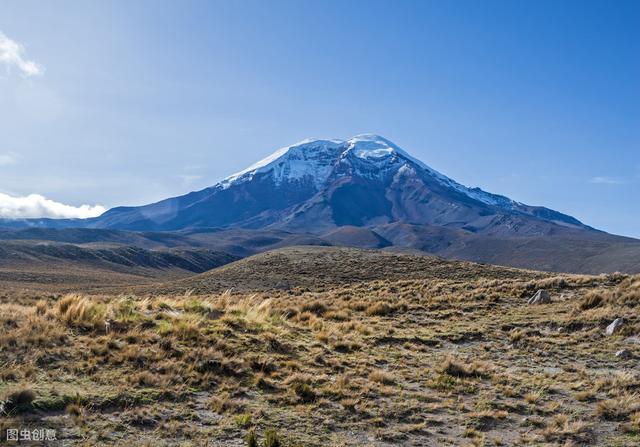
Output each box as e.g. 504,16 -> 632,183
368,369 -> 396,385
438,356 -> 491,378
596,394 -> 640,421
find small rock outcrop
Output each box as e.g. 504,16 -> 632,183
615,349 -> 632,359
528,289 -> 551,305
606,318 -> 624,336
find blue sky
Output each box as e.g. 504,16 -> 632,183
0,0 -> 638,236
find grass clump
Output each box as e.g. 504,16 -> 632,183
235,412 -> 252,428
368,369 -> 396,385
57,294 -> 108,330
366,302 -> 395,316
246,430 -> 258,447
263,428 -> 282,447
438,356 -> 490,379
596,394 -> 640,421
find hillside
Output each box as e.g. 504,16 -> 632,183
2,252 -> 638,446
147,246 -> 550,295
0,240 -> 237,292
373,223 -> 640,274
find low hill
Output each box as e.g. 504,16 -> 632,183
148,245 -> 550,295
0,240 -> 237,292
374,222 -> 640,274
2,226 -> 639,276
321,226 -> 391,249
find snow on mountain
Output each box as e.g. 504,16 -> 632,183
220,138 -> 343,189
219,133 -> 519,210
1,133 -> 589,240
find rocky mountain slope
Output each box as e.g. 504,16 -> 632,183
1,134 -> 638,273
26,134 -> 587,234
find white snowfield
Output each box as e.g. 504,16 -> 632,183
218,134 -> 518,209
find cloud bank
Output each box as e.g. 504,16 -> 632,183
0,152 -> 17,166
0,193 -> 106,219
0,31 -> 44,77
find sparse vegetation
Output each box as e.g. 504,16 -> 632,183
0,252 -> 637,445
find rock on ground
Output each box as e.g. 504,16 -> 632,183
606,318 -> 624,336
528,289 -> 551,305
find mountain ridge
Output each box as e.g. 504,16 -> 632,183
0,134 -> 638,274
85,134 -> 589,233
0,134 -> 588,232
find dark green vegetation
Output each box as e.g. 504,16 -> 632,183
0,246 -> 639,446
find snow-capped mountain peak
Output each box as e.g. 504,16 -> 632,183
345,134 -> 400,160
47,133 -> 586,235
219,138 -> 343,189
219,134 -> 438,189
217,134 -> 519,210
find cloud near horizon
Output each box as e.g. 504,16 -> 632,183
0,152 -> 18,166
0,193 -> 106,219
589,176 -> 624,185
0,31 -> 44,77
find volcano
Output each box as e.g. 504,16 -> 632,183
3,134 -> 639,273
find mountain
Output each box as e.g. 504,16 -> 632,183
9,134 -> 589,233
2,134 -> 639,273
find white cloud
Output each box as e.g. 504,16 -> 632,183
589,176 -> 623,185
0,193 -> 106,219
0,152 -> 18,167
0,31 -> 44,77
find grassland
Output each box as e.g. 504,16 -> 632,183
0,248 -> 639,446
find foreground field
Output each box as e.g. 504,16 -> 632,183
0,249 -> 639,446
